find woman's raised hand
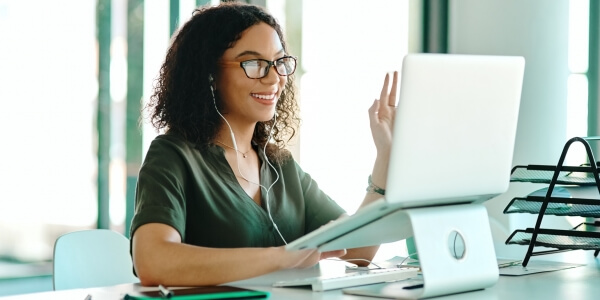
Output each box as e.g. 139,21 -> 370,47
368,71 -> 399,154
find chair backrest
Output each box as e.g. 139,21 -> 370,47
53,229 -> 140,290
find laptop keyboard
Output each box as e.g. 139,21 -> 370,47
272,267 -> 418,291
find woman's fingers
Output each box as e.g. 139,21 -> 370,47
288,249 -> 319,269
375,72 -> 399,119
320,249 -> 347,260
380,71 -> 398,113
381,71 -> 398,106
379,73 -> 390,102
388,71 -> 399,107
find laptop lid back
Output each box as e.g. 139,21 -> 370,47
385,53 -> 524,208
284,54 -> 525,252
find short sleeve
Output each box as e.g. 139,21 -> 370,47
130,137 -> 189,240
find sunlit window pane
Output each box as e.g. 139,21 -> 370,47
142,1 -> 170,155
300,0 -> 408,213
180,0 -> 197,25
0,0 -> 97,261
568,0 -> 589,73
566,74 -> 589,165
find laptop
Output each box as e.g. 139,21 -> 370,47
287,53 -> 525,252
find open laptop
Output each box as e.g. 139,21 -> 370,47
287,53 -> 525,252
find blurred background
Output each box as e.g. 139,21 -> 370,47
0,0 -> 597,296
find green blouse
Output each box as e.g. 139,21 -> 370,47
130,133 -> 346,248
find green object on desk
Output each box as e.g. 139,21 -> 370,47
123,286 -> 269,300
406,237 -> 419,260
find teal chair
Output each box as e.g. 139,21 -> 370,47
52,229 -> 140,290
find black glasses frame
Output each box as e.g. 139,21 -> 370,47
220,56 -> 297,79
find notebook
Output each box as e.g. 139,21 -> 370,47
123,286 -> 269,300
287,53 -> 525,252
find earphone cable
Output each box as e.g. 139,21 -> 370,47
211,87 -> 287,244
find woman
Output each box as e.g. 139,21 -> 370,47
131,2 -> 398,287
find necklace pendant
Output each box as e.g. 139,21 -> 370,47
243,153 -> 247,158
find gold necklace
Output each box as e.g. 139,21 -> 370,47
215,140 -> 251,158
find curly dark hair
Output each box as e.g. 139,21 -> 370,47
145,2 -> 300,164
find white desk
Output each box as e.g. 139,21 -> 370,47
1,250 -> 598,300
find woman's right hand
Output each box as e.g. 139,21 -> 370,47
279,247 -> 347,269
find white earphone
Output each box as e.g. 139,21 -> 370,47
209,74 -> 287,244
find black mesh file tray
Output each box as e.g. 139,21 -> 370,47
506,228 -> 600,251
503,136 -> 600,267
510,164 -> 599,186
504,196 -> 600,217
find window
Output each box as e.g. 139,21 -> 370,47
299,0 -> 409,213
566,0 -> 590,165
298,0 -> 410,260
0,0 -> 97,263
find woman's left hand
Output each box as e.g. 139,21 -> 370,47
368,71 -> 399,154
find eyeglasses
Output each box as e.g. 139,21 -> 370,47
220,56 -> 297,79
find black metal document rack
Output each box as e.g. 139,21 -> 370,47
504,136 -> 600,267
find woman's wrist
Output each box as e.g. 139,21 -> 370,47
273,246 -> 291,270
366,175 -> 385,195
369,160 -> 388,193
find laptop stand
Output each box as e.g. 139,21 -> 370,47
365,203 -> 499,299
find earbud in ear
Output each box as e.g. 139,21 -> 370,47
208,74 -> 216,93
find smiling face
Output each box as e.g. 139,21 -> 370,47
216,22 -> 287,125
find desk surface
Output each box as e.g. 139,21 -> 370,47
2,250 -> 599,300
